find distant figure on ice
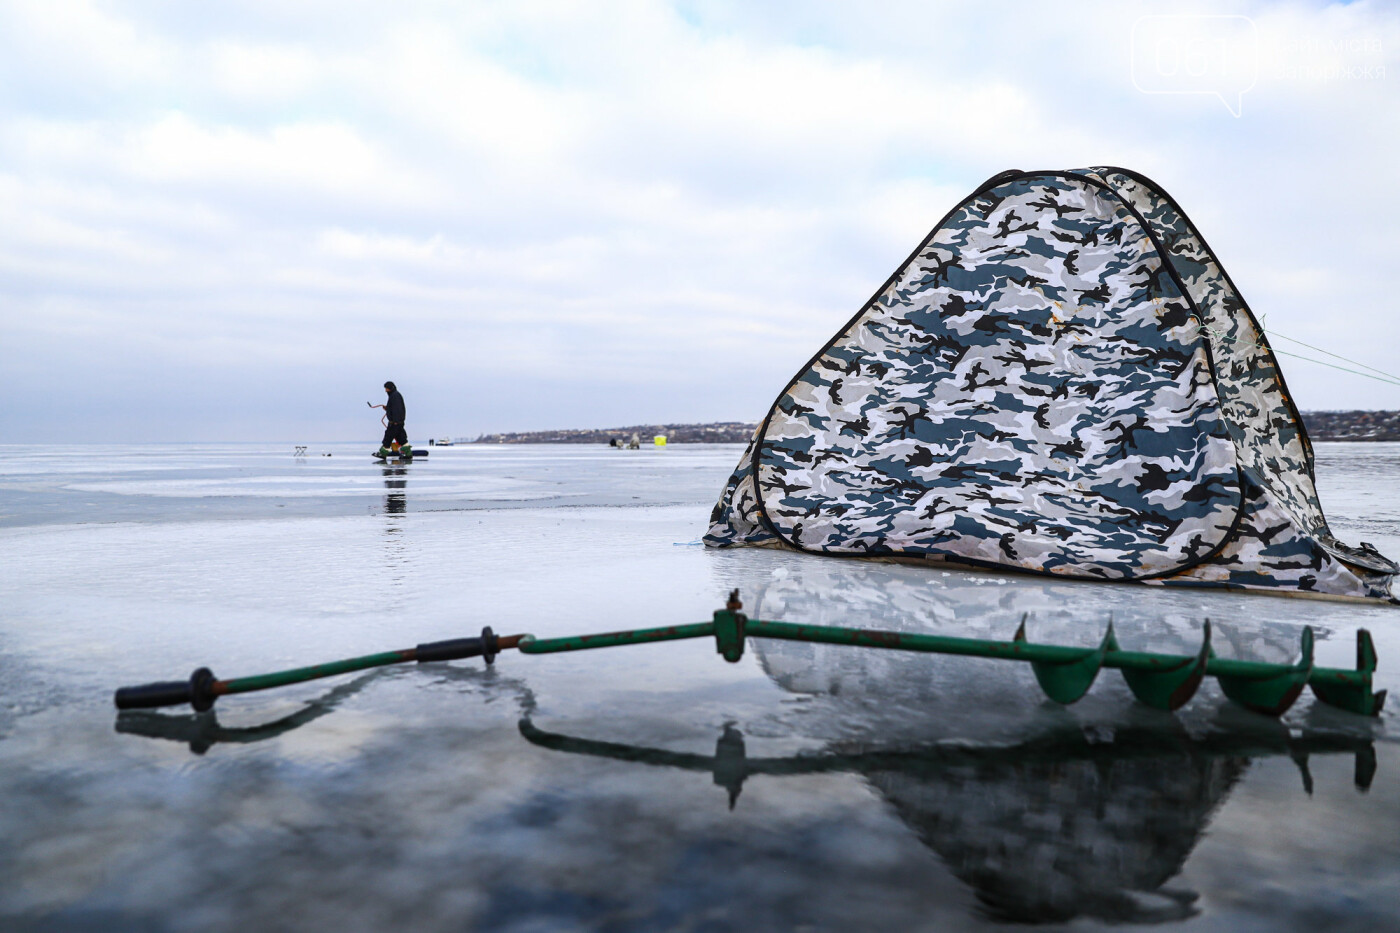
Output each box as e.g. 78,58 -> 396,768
370,381 -> 408,450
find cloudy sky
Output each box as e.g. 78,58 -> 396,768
2,0 -> 1397,442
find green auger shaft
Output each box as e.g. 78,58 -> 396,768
517,622 -> 716,654
517,600 -> 1384,717
515,616 -> 1341,683
115,592 -> 1385,718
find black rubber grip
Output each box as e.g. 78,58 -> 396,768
114,667 -> 218,712
415,638 -> 485,663
115,680 -> 193,710
416,627 -> 497,665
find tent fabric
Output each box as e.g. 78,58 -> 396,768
705,168 -> 1398,602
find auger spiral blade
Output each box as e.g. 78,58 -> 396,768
1214,626 -> 1314,717
1014,616 -> 1111,705
1118,620 -> 1213,712
1309,629 -> 1387,717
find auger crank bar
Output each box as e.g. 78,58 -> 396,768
115,591 -> 1386,718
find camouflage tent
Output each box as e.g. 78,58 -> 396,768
706,168 -> 1398,602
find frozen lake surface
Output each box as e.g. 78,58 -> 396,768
1,441 -> 1398,931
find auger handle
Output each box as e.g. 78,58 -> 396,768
115,668 -> 218,712
113,632 -> 528,714
114,681 -> 195,710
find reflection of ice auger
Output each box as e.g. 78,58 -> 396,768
517,718 -> 1377,809
116,665 -> 538,754
113,591 -> 1385,718
116,671 -> 379,754
521,718 -> 1371,926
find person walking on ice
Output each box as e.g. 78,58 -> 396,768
370,381 -> 408,452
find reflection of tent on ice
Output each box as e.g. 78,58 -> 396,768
707,168 -> 1398,602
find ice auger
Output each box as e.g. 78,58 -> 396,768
115,591 -> 1385,718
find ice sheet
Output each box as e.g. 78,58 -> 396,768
0,442 -> 1397,930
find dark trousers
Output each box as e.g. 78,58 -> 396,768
382,423 -> 408,447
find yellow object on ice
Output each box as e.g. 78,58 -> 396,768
653,435 -> 667,446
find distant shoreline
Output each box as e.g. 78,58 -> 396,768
470,422 -> 758,445
1297,410 -> 1400,442
465,412 -> 1400,444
